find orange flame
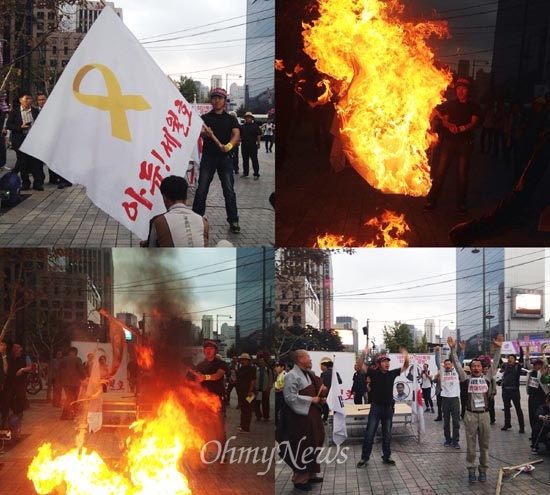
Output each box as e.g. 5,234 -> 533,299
28,391 -> 220,494
303,0 -> 452,196
315,210 -> 410,247
135,344 -> 154,370
275,59 -> 285,70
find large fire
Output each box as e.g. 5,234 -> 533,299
302,0 -> 452,195
28,386 -> 221,494
315,209 -> 410,247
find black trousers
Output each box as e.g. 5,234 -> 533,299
13,149 -> 44,188
502,388 -> 525,429
241,144 -> 260,176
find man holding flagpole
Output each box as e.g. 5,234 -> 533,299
357,346 -> 409,468
192,88 -> 241,234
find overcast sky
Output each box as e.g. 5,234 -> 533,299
332,248 -> 550,350
113,0 -> 247,87
112,249 -> 236,327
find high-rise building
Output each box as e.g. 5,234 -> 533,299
424,319 -> 435,344
202,315 -> 214,340
244,0 -> 274,113
335,316 -> 359,353
76,2 -> 123,33
456,248 -> 545,357
210,74 -> 223,91
276,249 -> 333,332
235,247 -> 275,353
492,0 -> 550,100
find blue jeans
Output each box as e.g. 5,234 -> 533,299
192,154 -> 239,223
361,403 -> 394,460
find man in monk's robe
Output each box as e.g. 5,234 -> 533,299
280,349 -> 327,492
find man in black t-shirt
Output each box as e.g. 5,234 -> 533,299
357,347 -> 409,467
424,78 -> 481,214
192,88 -> 241,234
235,353 -> 256,433
194,339 -> 229,400
240,112 -> 262,178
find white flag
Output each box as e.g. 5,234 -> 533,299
21,7 -> 202,240
326,359 -> 347,445
410,356 -> 425,434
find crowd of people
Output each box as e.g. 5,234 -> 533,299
1,91 -> 72,191
274,338 -> 550,491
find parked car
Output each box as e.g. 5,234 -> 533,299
495,367 -> 529,386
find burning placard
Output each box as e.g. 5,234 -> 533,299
300,0 -> 452,196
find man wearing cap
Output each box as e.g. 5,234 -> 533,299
524,347 -> 549,447
235,353 -> 256,433
356,346 -> 410,467
192,88 -> 241,234
240,112 -> 262,179
424,78 -> 482,213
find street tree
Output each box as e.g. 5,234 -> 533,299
382,321 -> 414,353
175,75 -> 197,103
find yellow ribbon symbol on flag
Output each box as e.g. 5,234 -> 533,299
73,64 -> 151,142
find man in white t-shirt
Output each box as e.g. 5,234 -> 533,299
142,175 -> 208,247
436,346 -> 462,449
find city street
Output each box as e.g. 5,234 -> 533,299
0,389 -> 275,495
276,118 -> 550,247
0,148 -> 274,247
276,389 -> 549,494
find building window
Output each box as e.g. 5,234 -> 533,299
37,11 -> 44,20
64,46 -> 68,55
281,290 -> 287,300
52,46 -> 57,55
293,304 -> 301,312
293,290 -> 300,300
279,304 -> 288,313
48,12 -> 55,20
293,315 -> 302,325
49,59 -> 57,67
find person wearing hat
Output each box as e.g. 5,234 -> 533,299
424,78 -> 482,214
239,111 -> 262,179
192,340 -> 229,414
356,346 -> 410,468
192,87 -> 241,234
235,352 -> 256,433
524,347 -> 549,447
227,111 -> 240,175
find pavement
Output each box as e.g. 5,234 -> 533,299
276,115 -> 550,247
0,148 -> 274,248
0,389 -> 275,495
275,390 -> 549,495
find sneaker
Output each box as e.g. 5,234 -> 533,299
501,425 -> 511,431
531,448 -> 540,455
434,417 -> 442,421
431,408 -> 435,413
453,441 -> 461,449
424,408 -> 430,413
382,456 -> 396,465
236,427 -> 249,433
478,472 -> 487,482
229,222 -> 241,233
468,470 -> 476,483
356,458 -> 368,468
443,440 -> 452,447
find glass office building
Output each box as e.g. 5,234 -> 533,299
235,247 -> 275,353
244,0 -> 275,113
456,248 -> 546,357
456,248 -> 505,357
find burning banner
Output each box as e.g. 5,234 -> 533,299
20,6 -> 202,240
299,0 -> 452,196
